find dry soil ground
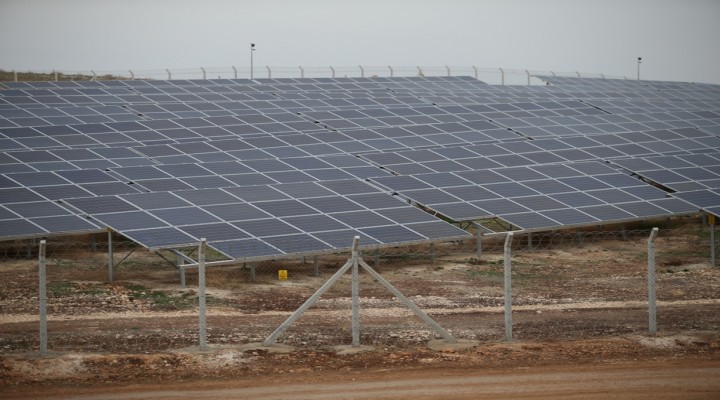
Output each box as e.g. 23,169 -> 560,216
1,229 -> 719,399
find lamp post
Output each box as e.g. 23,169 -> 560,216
637,57 -> 642,80
250,43 -> 256,80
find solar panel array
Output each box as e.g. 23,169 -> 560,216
2,75 -> 720,261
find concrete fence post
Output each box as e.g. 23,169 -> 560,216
299,66 -> 304,78
39,239 -> 47,357
417,66 -> 423,77
647,228 -> 659,335
232,65 -> 238,79
499,68 -> 505,85
504,232 -> 514,341
525,69 -> 531,85
472,65 -> 478,79
266,66 -> 271,79
13,70 -> 18,82
165,68 -> 171,80
128,69 -> 134,80
351,239 -> 360,346
330,66 -> 336,78
388,65 -> 393,77
710,214 -> 717,269
198,238 -> 207,350
445,65 -> 451,76
201,67 -> 206,80
359,65 -> 365,78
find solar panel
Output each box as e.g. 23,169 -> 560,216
2,75 -> 716,248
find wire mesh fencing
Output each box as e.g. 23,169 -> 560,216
1,222 -> 718,356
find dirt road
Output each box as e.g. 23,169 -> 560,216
14,360 -> 720,400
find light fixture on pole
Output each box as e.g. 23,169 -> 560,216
637,57 -> 642,80
250,43 -> 256,80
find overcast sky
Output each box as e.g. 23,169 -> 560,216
1,0 -> 719,84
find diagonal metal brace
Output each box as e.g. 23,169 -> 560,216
263,259 -> 354,346
358,258 -> 456,343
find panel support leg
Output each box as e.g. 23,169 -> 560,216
178,253 -> 186,289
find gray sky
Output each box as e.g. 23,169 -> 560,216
1,0 -> 719,83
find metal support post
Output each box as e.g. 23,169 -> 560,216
600,73 -> 606,79
445,65 -> 451,76
472,65 -> 478,79
39,239 -> 47,357
476,231 -> 482,258
165,68 -> 171,80
621,224 -> 627,240
527,232 -> 533,252
178,253 -> 186,289
711,217 -> 717,269
359,65 -> 365,78
299,66 -> 304,78
313,255 -> 319,277
201,67 -> 206,80
388,65 -> 393,77
647,228 -> 658,335
53,70 -> 58,81
576,229 -> 583,247
198,238 -> 207,350
107,230 -> 113,282
13,70 -> 18,82
231,65 -> 237,79
499,68 -> 505,85
525,69 -> 531,85
429,242 -> 436,264
351,242 -> 360,346
91,70 -> 97,81
637,57 -> 642,80
576,71 -> 581,78
417,66 -> 423,77
550,70 -> 556,76
91,234 -> 97,252
128,69 -> 134,80
374,254 -> 380,271
504,232 -> 514,341
266,66 -> 271,79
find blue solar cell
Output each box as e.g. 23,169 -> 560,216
210,238 -> 283,258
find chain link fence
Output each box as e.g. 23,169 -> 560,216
0,65 -> 630,85
1,220 -> 718,355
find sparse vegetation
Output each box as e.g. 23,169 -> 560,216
0,69 -> 123,83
